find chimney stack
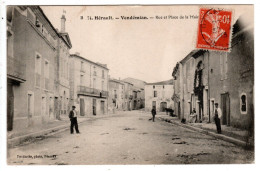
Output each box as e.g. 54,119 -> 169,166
61,14 -> 66,32
75,52 -> 80,56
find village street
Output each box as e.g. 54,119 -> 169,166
8,111 -> 253,165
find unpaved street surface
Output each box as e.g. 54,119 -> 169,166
8,111 -> 254,165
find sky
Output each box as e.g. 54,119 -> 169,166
41,5 -> 253,83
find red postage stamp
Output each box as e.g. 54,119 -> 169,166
196,8 -> 233,52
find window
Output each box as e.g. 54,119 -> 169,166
102,70 -> 105,78
154,91 -> 157,97
81,61 -> 84,72
80,74 -> 84,85
240,93 -> 247,114
102,81 -> 104,91
27,91 -> 34,117
93,66 -> 97,76
41,96 -> 46,116
35,53 -> 41,87
93,78 -> 96,88
220,53 -> 228,80
134,92 -> 137,98
44,60 -> 49,78
114,90 -> 117,98
44,60 -> 49,90
153,85 -> 155,89
163,85 -> 165,89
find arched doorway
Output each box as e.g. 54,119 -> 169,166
160,102 -> 167,112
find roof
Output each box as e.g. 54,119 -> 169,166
70,54 -> 109,70
146,79 -> 173,85
59,32 -> 72,49
121,81 -> 134,86
122,77 -> 147,84
109,78 -> 124,85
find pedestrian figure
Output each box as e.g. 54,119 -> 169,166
214,103 -> 222,134
69,106 -> 80,134
151,107 -> 156,122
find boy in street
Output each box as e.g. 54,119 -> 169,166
151,106 -> 156,122
69,106 -> 80,134
214,103 -> 222,134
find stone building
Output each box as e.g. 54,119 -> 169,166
108,78 -> 125,112
172,63 -> 181,119
7,6 -> 60,132
55,14 -> 72,120
145,79 -> 174,112
207,14 -> 254,130
69,53 -> 109,116
172,14 -> 254,131
122,81 -> 134,111
122,77 -> 146,110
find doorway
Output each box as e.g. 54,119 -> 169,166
160,102 -> 167,112
80,98 -> 85,116
93,99 -> 96,115
221,93 -> 230,126
134,100 -> 137,110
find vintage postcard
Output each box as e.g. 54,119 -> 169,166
4,4 -> 254,166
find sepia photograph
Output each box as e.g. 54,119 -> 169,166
5,4 -> 254,165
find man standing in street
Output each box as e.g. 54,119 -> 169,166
151,106 -> 156,122
69,106 -> 80,134
214,103 -> 222,134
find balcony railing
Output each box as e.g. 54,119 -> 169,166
77,85 -> 108,98
7,56 -> 26,82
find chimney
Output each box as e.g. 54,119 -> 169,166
61,14 -> 66,32
75,52 -> 80,56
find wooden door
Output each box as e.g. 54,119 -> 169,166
178,102 -> 181,119
160,102 -> 167,112
221,93 -> 230,126
80,98 -> 85,116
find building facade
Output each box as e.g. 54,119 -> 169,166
7,6 -> 60,132
122,77 -> 146,110
55,14 -> 72,120
69,53 -> 109,116
108,78 -> 125,112
172,63 -> 181,119
172,14 -> 254,131
122,81 -> 134,111
207,15 -> 254,129
145,79 -> 174,112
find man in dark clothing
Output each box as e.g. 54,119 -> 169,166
214,103 -> 222,134
151,107 -> 156,122
69,106 -> 80,134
